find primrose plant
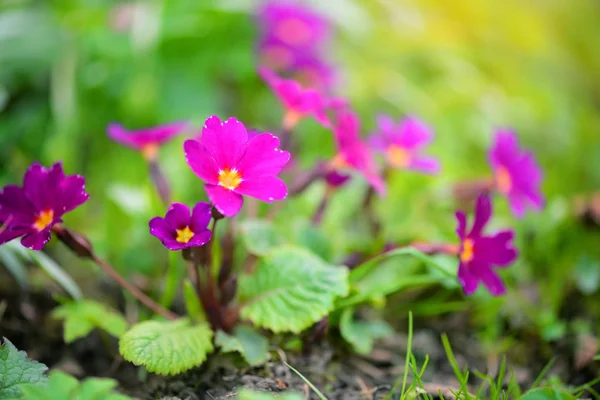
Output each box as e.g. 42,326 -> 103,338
0,1 -> 545,377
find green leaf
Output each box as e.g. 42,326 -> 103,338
239,220 -> 283,256
294,222 -> 332,261
0,245 -> 28,290
237,389 -> 303,400
215,325 -> 269,366
119,318 -> 214,375
339,308 -> 394,355
183,279 -> 205,322
20,371 -> 132,400
0,338 -> 48,399
239,246 -> 348,333
52,299 -> 128,343
521,388 -> 576,400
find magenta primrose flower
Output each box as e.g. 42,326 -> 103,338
329,110 -> 386,195
107,122 -> 188,160
488,130 -> 544,218
455,193 -> 518,296
259,68 -> 329,129
0,162 -> 89,250
184,116 -> 291,217
370,115 -> 440,174
258,1 -> 330,52
149,202 -> 212,250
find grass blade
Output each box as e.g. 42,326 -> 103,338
284,362 -> 327,400
385,311 -> 413,400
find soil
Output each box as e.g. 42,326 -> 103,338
1,271 -> 599,400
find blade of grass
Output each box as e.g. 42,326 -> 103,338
284,362 -> 327,400
506,367 -> 521,399
385,311 -> 413,400
441,333 -> 467,385
0,245 -> 29,289
530,358 -> 555,388
496,355 -> 507,394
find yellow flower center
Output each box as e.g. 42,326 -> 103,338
33,209 -> 54,231
496,166 -> 512,194
175,226 -> 195,244
141,143 -> 159,161
460,239 -> 475,263
386,145 -> 411,168
218,168 -> 243,190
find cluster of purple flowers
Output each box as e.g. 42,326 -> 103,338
0,1 -> 545,299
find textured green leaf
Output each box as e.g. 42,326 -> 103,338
239,220 -> 283,256
521,388 -> 576,400
215,325 -> 269,366
294,222 -> 332,261
52,299 -> 128,343
119,318 -> 214,375
20,371 -> 132,400
237,390 -> 303,400
0,338 -> 48,399
239,246 -> 349,333
339,308 -> 394,355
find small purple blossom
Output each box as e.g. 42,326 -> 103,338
184,116 -> 291,217
149,202 -> 212,251
488,130 -> 544,218
369,115 -> 440,174
455,193 -> 518,296
0,162 -> 89,250
107,122 -> 188,160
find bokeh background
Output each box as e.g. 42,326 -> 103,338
1,0 -> 599,358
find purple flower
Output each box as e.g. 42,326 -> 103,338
488,130 -> 544,218
259,68 -> 330,129
455,193 -> 518,296
184,116 -> 291,217
0,162 -> 89,250
149,202 -> 212,250
369,115 -> 440,174
258,2 -> 330,52
329,110 -> 386,195
107,122 -> 188,160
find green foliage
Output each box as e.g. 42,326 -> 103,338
0,338 -> 48,400
521,388 -> 576,400
51,299 -> 128,343
239,220 -> 283,256
183,279 -> 205,322
20,371 -> 131,400
237,390 -> 303,400
339,308 -> 394,355
239,246 -> 348,333
215,325 -> 269,366
118,318 -> 213,375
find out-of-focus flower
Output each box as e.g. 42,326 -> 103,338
328,110 -> 386,195
258,2 -> 330,52
259,68 -> 329,129
0,162 -> 89,250
488,130 -> 544,218
107,122 -> 188,161
455,193 -> 518,296
184,116 -> 290,217
149,202 -> 212,251
370,115 -> 440,174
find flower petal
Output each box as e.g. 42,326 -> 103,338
457,262 -> 478,295
149,216 -> 174,243
455,211 -> 467,240
0,185 -> 36,225
23,163 -> 65,211
56,175 -> 90,215
20,229 -> 51,251
235,176 -> 287,202
236,134 -> 290,179
409,155 -> 440,174
183,139 -> 219,185
200,116 -> 248,169
161,238 -> 190,251
188,230 -> 212,248
205,184 -> 244,217
164,203 -> 191,229
107,123 -> 141,149
396,117 -> 433,149
191,202 -> 212,232
470,193 -> 492,237
478,269 -> 506,296
476,231 -> 518,266
0,227 -> 28,246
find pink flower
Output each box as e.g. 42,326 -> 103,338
107,122 -> 188,160
488,130 -> 544,218
369,115 -> 440,174
259,68 -> 329,129
184,116 -> 291,217
455,194 -> 518,296
149,202 -> 212,251
329,110 -> 386,195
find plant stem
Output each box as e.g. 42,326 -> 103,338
91,254 -> 177,320
312,187 -> 332,225
159,251 -> 180,308
147,159 -> 171,206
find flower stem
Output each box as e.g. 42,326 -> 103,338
147,159 -> 171,206
312,186 -> 332,225
159,250 -> 181,308
91,254 -> 177,320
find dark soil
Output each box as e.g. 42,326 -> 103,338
1,272 -> 599,400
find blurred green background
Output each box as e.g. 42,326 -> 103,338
1,0 -> 599,349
